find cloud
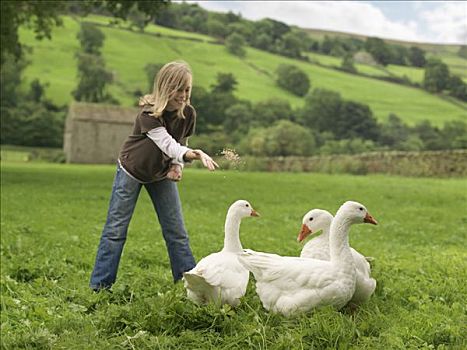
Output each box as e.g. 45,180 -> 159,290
420,2 -> 467,44
187,1 -> 466,44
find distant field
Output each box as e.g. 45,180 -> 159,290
19,16 -> 467,126
0,145 -> 64,163
307,52 -> 428,84
386,65 -> 425,83
1,162 -> 466,348
433,53 -> 467,81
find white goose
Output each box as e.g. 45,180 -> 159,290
183,200 -> 259,307
298,209 -> 377,306
239,201 -> 377,316
297,209 -> 334,261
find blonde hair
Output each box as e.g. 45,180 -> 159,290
139,60 -> 193,119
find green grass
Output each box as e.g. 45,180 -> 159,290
432,53 -> 467,81
305,51 -> 425,84
1,162 -> 466,349
386,65 -> 425,83
19,16 -> 467,126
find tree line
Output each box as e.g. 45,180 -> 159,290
190,71 -> 466,157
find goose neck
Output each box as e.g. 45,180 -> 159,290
329,217 -> 353,264
223,213 -> 243,252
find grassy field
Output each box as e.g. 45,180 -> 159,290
1,162 -> 466,349
19,16 -> 467,126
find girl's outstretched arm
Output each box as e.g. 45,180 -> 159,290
184,149 -> 219,171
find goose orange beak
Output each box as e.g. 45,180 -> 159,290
251,210 -> 260,217
297,224 -> 312,242
364,212 -> 378,225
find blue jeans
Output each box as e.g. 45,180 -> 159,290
90,165 -> 196,289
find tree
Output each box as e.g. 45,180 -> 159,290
299,89 -> 342,132
207,19 -> 227,38
154,4 -> 178,28
22,103 -> 65,147
128,5 -> 150,32
319,138 -> 376,155
365,37 -> 392,66
0,1 -> 64,66
291,30 -> 315,53
276,31 -> 303,59
299,88 -> 379,141
320,36 -> 334,55
227,21 -> 253,41
1,101 -> 64,147
211,73 -> 238,94
341,54 -> 357,73
423,58 -> 450,92
250,18 -> 290,53
413,120 -> 445,150
238,127 -> 268,156
441,120 -> 467,149
261,18 -> 290,42
276,64 -> 310,97
159,3 -> 207,33
442,121 -> 467,149
92,1 -> 169,25
408,46 -> 426,67
73,22 -> 116,104
252,99 -> 294,127
0,54 -> 28,109
223,102 -> 253,140
391,45 -> 409,66
225,11 -> 242,24
252,33 -> 274,51
188,131 -> 231,156
238,121 -> 316,156
225,33 -> 246,57
77,22 -> 105,55
447,75 -> 467,101
1,61 -> 65,147
28,79 -> 48,103
192,73 -> 239,130
190,86 -> 210,133
264,120 -> 316,156
378,114 -> 411,149
336,101 -> 379,141
72,53 -> 114,103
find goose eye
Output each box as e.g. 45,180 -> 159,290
359,207 -> 364,211
245,204 -> 249,207
309,217 -> 313,221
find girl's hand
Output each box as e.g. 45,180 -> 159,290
167,164 -> 183,181
185,150 -> 219,171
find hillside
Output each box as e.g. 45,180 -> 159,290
19,15 -> 466,126
303,27 -> 467,80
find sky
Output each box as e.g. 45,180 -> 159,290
187,1 -> 467,45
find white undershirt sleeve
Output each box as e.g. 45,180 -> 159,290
146,127 -> 191,164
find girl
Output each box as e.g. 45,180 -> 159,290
90,60 -> 218,291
